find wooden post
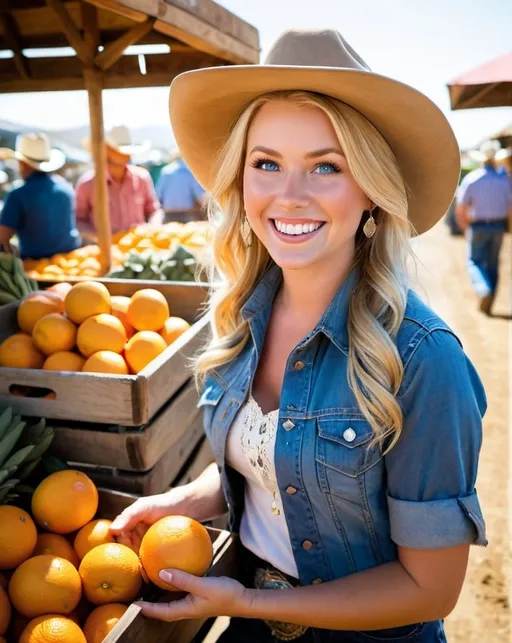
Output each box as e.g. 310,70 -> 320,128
84,67 -> 111,274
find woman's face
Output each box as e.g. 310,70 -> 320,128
243,100 -> 369,273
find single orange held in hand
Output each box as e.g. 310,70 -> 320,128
74,520 -> 115,561
78,543 -> 142,605
0,505 -> 37,569
9,555 -> 82,619
19,614 -> 86,643
82,603 -> 127,643
31,470 -> 98,534
139,515 -> 213,590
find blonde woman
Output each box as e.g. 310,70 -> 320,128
110,29 -> 487,643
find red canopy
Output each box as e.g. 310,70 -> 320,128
448,51 -> 512,109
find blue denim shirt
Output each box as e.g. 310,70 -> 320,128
199,265 -> 487,587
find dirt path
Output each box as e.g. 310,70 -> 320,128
412,222 -> 510,642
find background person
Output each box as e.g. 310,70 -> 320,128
110,28 -> 487,643
0,133 -> 81,258
156,152 -> 207,223
456,141 -> 512,315
76,125 -> 163,240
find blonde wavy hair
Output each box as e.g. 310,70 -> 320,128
196,90 -> 412,452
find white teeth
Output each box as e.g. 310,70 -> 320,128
274,220 -> 322,236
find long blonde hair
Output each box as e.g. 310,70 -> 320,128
196,90 -> 412,452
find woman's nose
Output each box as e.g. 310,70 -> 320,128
276,171 -> 310,211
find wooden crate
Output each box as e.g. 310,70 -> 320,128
73,411 -> 205,495
97,488 -> 237,643
0,281 -> 211,425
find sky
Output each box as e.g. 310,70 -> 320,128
0,0 -> 510,149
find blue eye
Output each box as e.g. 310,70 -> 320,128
251,158 -> 280,172
314,162 -> 341,174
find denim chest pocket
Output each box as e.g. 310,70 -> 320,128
315,415 -> 382,481
197,380 -> 225,442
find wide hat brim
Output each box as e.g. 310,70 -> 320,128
169,65 -> 461,235
0,147 -> 66,172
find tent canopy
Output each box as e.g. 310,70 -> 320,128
448,51 -> 512,110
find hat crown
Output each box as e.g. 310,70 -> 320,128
264,28 -> 371,72
16,133 -> 51,162
107,125 -> 132,147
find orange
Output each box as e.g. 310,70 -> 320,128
78,543 -> 142,605
9,555 -> 82,618
43,351 -> 85,372
0,333 -> 45,369
47,282 -> 73,297
159,316 -> 191,346
124,331 -> 167,374
110,296 -> 135,339
0,506 -> 37,569
82,603 -> 127,643
19,614 -> 86,643
34,534 -> 80,569
0,585 -> 10,635
126,289 -> 169,332
32,314 -> 77,356
74,520 -> 115,561
76,314 -> 126,358
32,470 -> 98,534
139,516 -> 213,590
17,294 -> 64,334
65,282 -> 111,325
82,351 -> 129,375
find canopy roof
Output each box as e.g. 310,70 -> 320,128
448,51 -> 512,110
0,0 -> 260,93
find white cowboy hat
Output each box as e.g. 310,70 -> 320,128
169,28 -> 461,235
0,133 -> 66,172
83,125 -> 150,157
467,140 -> 501,163
495,146 -> 512,162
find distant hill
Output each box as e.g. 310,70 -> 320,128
48,124 -> 176,152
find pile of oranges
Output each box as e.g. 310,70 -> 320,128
0,470 -> 214,642
23,221 -> 210,280
0,282 -> 191,375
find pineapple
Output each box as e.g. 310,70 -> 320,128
0,407 -> 54,503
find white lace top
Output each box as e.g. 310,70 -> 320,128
225,396 -> 299,578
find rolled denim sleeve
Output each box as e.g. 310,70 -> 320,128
385,328 -> 487,549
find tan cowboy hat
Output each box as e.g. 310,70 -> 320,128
467,140 -> 501,163
83,125 -> 150,158
0,133 -> 65,172
169,28 -> 460,235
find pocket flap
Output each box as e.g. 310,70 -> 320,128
197,381 -> 224,408
317,416 -> 374,449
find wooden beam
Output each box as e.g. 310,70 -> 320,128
0,10 -> 30,80
83,66 -> 112,274
82,0 -> 147,23
94,17 -> 155,71
80,1 -> 101,57
45,0 -> 91,64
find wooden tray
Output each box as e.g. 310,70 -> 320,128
0,282 -> 211,425
97,488 -> 237,643
73,411 -> 205,495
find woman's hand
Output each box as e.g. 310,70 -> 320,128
134,569 -> 251,621
109,489 -> 189,554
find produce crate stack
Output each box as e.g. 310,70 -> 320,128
0,279 -> 215,498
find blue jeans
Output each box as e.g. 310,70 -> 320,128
467,221 -> 506,298
217,617 -> 447,642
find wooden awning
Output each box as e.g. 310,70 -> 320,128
448,51 -> 512,110
0,0 -> 259,273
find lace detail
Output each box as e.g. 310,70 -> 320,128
239,396 -> 279,496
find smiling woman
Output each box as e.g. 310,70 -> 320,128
109,28 -> 487,643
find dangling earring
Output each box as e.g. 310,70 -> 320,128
363,207 -> 377,239
241,216 -> 253,247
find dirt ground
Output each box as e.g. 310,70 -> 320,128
202,220 -> 511,643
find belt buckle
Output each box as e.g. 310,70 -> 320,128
254,567 -> 309,641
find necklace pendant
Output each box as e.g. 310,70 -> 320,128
271,492 -> 281,516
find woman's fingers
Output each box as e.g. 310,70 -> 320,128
134,597 -> 194,622
110,501 -> 147,534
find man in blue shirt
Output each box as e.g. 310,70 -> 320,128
0,133 -> 81,259
156,153 -> 207,223
457,141 -> 512,315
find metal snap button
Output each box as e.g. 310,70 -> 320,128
343,427 -> 356,442
302,540 -> 313,551
294,360 -> 305,371
285,486 -> 297,495
282,419 -> 295,431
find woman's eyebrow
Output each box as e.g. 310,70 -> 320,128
248,145 -> 282,157
248,145 -> 344,159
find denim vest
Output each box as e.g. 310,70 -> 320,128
199,265 -> 487,587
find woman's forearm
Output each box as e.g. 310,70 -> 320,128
242,560 -> 454,631
178,462 -> 228,523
